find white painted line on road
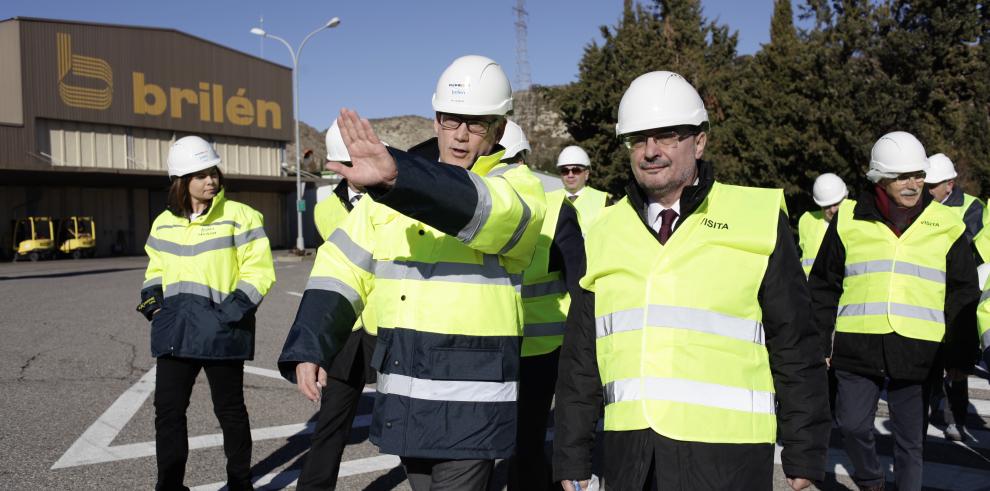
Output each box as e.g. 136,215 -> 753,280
190,454 -> 402,491
286,291 -> 303,297
52,366 -> 157,469
53,365 -> 375,470
774,444 -> 989,490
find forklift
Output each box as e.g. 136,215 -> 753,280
11,217 -> 56,262
57,216 -> 96,259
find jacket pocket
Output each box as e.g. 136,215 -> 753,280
428,347 -> 504,382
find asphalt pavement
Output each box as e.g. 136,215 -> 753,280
1,254 -> 988,490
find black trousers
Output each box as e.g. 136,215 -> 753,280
154,356 -> 252,491
401,457 -> 494,491
835,370 -> 924,491
296,330 -> 375,490
601,430 -> 773,490
507,348 -> 560,491
924,352 -> 969,428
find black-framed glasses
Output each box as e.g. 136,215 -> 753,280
559,166 -> 587,176
438,113 -> 497,136
622,127 -> 699,150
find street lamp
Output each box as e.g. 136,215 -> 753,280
251,17 -> 341,253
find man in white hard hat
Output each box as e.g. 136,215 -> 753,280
499,119 -> 531,164
293,119 -> 376,490
798,173 -> 849,277
554,71 -> 829,490
554,145 -> 609,230
279,55 -> 546,490
922,152 -> 987,443
810,131 -> 980,491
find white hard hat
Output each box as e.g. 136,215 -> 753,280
432,55 -> 513,116
167,136 -> 221,177
499,120 -> 530,160
924,153 -> 957,184
812,173 -> 848,207
557,145 -> 591,168
325,119 -> 350,162
616,71 -> 708,136
867,131 -> 929,183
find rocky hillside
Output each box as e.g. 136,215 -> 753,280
285,89 -> 573,175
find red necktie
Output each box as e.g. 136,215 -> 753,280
658,209 -> 678,245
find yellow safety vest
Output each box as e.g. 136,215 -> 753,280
313,193 -> 377,334
835,200 -> 964,342
976,226 -> 990,264
520,192 -> 571,357
797,203 -> 852,277
553,186 -> 609,231
978,285 -> 990,350
144,189 -> 275,305
314,194 -> 349,242
583,182 -> 781,444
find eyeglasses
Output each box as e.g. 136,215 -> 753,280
559,166 -> 587,176
892,171 -> 926,182
438,113 -> 498,136
622,128 -> 699,150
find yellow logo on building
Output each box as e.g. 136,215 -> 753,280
57,33 -> 113,110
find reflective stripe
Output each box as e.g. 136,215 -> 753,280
456,172 -> 493,243
306,276 -> 364,314
146,235 -> 235,256
596,308 -> 645,338
233,227 -> 266,248
521,279 -> 567,298
236,280 -> 263,305
982,329 -> 990,350
377,372 -> 517,403
801,258 -> 815,267
142,277 -> 162,289
524,322 -> 566,337
374,257 -> 522,289
497,182 -> 531,255
156,220 -> 241,231
486,163 -> 521,178
328,228 -> 373,273
163,281 -> 227,303
845,259 -> 945,284
838,302 -> 945,323
604,377 -> 776,414
981,289 -> 990,304
596,305 -> 765,345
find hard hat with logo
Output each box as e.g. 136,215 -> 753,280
557,145 -> 591,168
499,120 -> 530,160
867,131 -> 929,183
432,55 -> 513,116
325,119 -> 350,162
167,135 -> 221,177
923,153 -> 957,184
616,71 -> 708,136
812,173 -> 848,207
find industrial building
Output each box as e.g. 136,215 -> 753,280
0,17 -> 322,259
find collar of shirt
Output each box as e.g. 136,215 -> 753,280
567,187 -> 586,200
646,200 -> 681,233
347,187 -> 364,203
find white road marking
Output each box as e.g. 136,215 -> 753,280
52,365 -> 373,469
286,291 -> 303,297
774,444 -> 990,491
190,454 -> 402,491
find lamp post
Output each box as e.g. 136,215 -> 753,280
251,17 -> 341,253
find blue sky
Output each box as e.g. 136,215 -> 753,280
3,1 -> 774,128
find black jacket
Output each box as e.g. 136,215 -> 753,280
809,187 -> 981,380
552,161 -> 831,483
942,186 -> 986,241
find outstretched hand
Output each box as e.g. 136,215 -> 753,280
329,108 -> 397,189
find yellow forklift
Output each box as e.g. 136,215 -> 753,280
58,216 -> 96,259
11,217 -> 56,262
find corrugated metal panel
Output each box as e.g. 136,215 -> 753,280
214,135 -> 279,177
132,127 -> 171,172
0,20 -> 23,125
18,19 -> 292,142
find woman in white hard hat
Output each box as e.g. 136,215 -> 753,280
137,135 -> 275,491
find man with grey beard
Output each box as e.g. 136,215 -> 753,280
553,71 -> 829,491
809,131 -> 980,491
